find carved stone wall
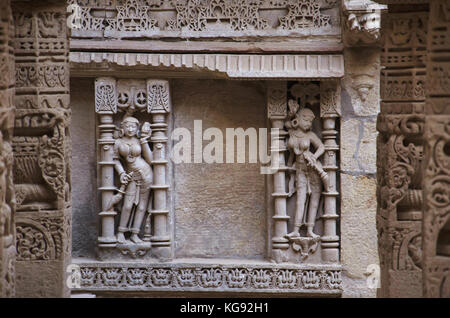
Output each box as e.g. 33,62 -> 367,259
0,0 -> 16,298
377,5 -> 428,298
12,1 -> 72,297
423,0 -> 450,298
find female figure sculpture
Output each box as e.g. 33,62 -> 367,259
286,107 -> 329,239
113,116 -> 153,244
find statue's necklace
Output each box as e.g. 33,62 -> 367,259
293,131 -> 307,138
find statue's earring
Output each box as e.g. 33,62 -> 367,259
291,118 -> 299,128
118,128 -> 125,138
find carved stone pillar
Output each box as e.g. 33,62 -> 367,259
12,1 -> 71,297
0,0 -> 16,298
423,0 -> 450,298
95,77 -> 118,247
377,8 -> 428,298
342,0 -> 384,297
147,79 -> 171,258
267,81 -> 289,262
320,81 -> 341,263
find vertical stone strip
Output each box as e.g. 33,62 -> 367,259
12,1 -> 71,297
377,9 -> 428,298
423,0 -> 450,298
0,0 -> 15,298
147,79 -> 171,259
95,77 -> 118,247
320,80 -> 340,263
340,45 -> 380,297
267,81 -> 289,262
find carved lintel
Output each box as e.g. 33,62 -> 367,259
342,0 -> 386,46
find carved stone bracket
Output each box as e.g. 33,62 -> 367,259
342,0 -> 386,46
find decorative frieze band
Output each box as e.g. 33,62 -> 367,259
70,53 -> 344,79
68,0 -> 339,38
74,262 -> 343,294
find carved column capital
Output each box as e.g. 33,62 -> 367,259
342,0 -> 386,46
267,81 -> 287,120
320,80 -> 341,118
146,79 -> 171,114
95,77 -> 117,114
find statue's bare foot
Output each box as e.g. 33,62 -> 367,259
130,234 -> 143,244
286,231 -> 300,239
307,230 -> 319,239
117,232 -> 126,244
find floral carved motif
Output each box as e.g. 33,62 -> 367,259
76,264 -> 343,293
279,0 -> 330,29
167,0 -> 269,31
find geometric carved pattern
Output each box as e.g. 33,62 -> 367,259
167,0 -> 269,31
95,78 -> 117,114
279,0 -> 330,29
147,80 -> 171,113
106,0 -> 158,32
377,9 -> 429,298
69,0 -> 337,37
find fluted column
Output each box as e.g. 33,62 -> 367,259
147,80 -> 171,257
267,81 -> 290,259
320,81 -> 341,263
95,77 -> 118,246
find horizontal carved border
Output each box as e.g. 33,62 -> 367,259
74,262 -> 343,295
70,52 -> 344,79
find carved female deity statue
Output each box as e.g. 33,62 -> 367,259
286,107 -> 329,239
112,116 -> 153,244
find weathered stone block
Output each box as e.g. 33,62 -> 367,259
341,118 -> 377,174
340,174 -> 378,280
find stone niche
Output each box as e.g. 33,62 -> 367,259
70,73 -> 343,296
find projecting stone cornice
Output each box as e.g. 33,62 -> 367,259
70,52 -> 344,80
